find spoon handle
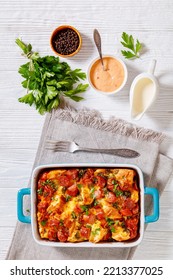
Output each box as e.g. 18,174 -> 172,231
93,29 -> 104,69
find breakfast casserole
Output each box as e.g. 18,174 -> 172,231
37,168 -> 140,243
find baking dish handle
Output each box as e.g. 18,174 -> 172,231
144,187 -> 159,223
17,188 -> 31,224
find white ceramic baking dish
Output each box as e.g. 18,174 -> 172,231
17,163 -> 159,248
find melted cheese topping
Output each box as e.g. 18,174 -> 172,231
61,198 -> 79,220
89,221 -> 108,243
47,170 -> 66,179
112,169 -> 136,187
80,185 -> 94,205
99,199 -> 122,219
131,190 -> 139,203
112,226 -> 130,241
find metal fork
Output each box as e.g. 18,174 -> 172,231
46,140 -> 140,158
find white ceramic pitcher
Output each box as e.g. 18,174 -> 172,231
130,60 -> 159,121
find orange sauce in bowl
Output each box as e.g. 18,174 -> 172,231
90,57 -> 125,92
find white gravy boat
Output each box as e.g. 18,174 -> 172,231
130,60 -> 159,121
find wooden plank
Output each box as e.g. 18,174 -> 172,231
146,192 -> 173,232
134,231 -> 173,260
0,189 -> 18,227
0,227 -> 15,260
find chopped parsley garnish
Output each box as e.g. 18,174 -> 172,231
110,226 -> 116,233
77,184 -> 83,189
65,195 -> 72,202
91,228 -> 101,236
113,202 -> 120,209
41,220 -> 47,226
90,187 -> 95,198
97,173 -> 106,179
114,189 -> 123,197
124,191 -> 131,197
75,232 -> 80,239
93,177 -> 98,183
106,218 -> 115,226
80,205 -> 89,215
51,196 -> 59,201
113,185 -> 117,193
26,209 -> 30,213
103,187 -> 108,195
86,224 -> 92,229
93,199 -> 99,206
121,221 -> 126,229
90,187 -> 95,193
71,211 -> 77,219
78,169 -> 86,178
41,179 -> 57,190
59,219 -> 64,226
37,188 -> 43,195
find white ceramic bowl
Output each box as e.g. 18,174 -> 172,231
17,163 -> 159,248
87,55 -> 128,95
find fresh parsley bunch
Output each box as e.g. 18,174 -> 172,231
16,39 -> 88,114
121,32 -> 142,59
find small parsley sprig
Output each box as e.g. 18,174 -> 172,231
120,32 -> 142,59
15,38 -> 88,114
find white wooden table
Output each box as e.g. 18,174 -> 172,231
0,0 -> 173,260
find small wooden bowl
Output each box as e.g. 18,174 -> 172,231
50,25 -> 82,57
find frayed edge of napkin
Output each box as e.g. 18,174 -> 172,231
54,106 -> 165,144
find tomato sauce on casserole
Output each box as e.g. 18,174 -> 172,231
37,168 -> 140,243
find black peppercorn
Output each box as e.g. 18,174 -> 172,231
52,28 -> 80,55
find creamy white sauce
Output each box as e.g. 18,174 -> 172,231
131,78 -> 155,118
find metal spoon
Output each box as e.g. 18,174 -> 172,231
93,29 -> 105,71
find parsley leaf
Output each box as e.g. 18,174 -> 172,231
91,228 -> 100,236
106,218 -> 115,226
59,219 -> 64,226
121,32 -> 142,59
41,220 -> 47,226
80,205 -> 89,215
41,179 -> 57,190
77,184 -> 83,189
114,189 -> 123,197
71,211 -> 77,219
65,195 -> 72,202
37,188 -> 43,195
16,39 -> 89,114
110,226 -> 116,233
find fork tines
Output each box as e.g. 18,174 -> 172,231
45,140 -> 71,152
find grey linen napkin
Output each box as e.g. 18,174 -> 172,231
6,107 -> 173,260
